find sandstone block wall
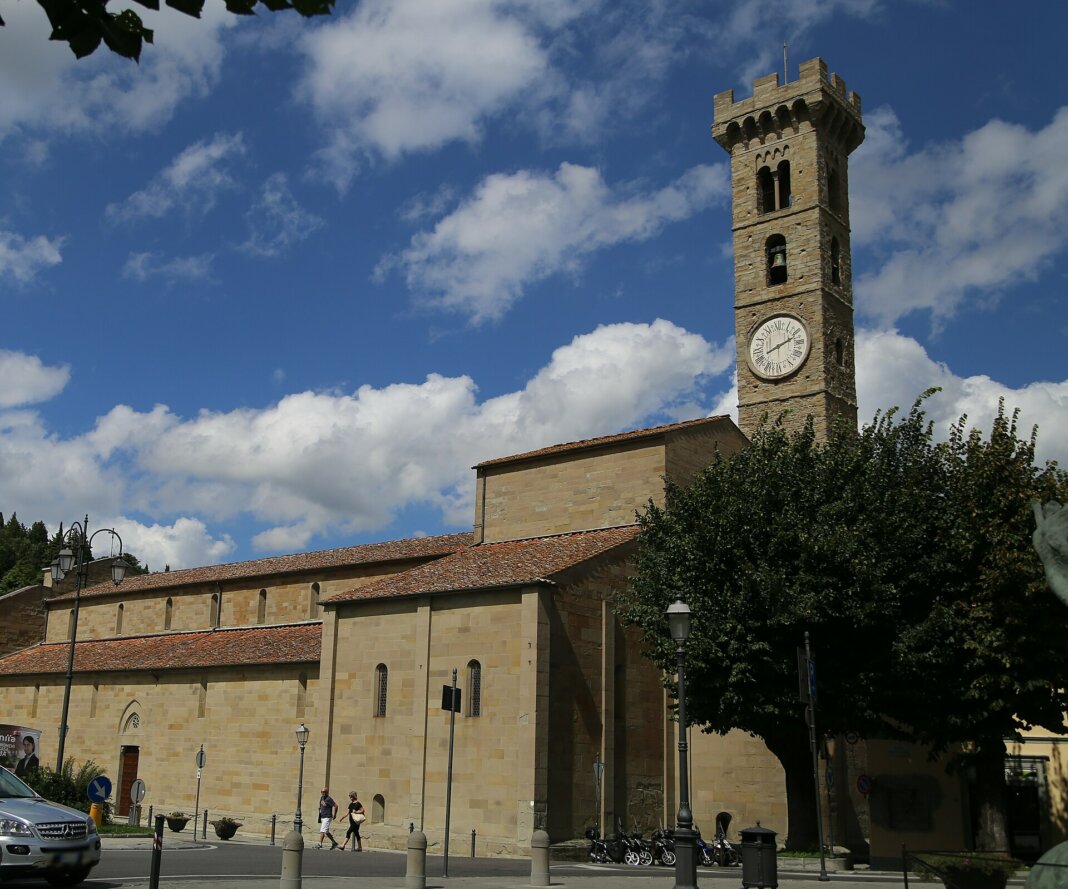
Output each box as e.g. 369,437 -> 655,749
477,443 -> 666,544
0,586 -> 46,657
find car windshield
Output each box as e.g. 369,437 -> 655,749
0,766 -> 38,798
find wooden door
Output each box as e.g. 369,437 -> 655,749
117,747 -> 139,816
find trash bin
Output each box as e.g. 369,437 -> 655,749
740,823 -> 778,889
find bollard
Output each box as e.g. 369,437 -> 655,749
148,805 -> 153,826
280,828 -> 304,889
471,828 -> 476,858
271,814 -> 277,846
530,829 -> 550,887
89,802 -> 103,828
149,814 -> 164,889
406,829 -> 427,889
203,809 -> 208,840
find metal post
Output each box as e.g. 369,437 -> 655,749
56,517 -> 88,772
193,745 -> 203,840
805,632 -> 829,881
149,814 -> 164,889
202,809 -> 207,839
271,814 -> 277,845
674,645 -> 698,888
901,844 -> 910,889
673,642 -> 698,889
443,667 -> 457,877
471,828 -> 476,857
295,741 -> 306,835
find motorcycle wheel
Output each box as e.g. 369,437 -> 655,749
640,850 -> 653,866
661,849 -> 677,867
727,849 -> 741,866
699,849 -> 714,867
624,851 -> 640,866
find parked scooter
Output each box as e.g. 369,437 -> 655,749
652,828 -> 677,866
585,827 -> 610,863
713,811 -> 741,866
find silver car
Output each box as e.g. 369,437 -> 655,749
0,767 -> 101,885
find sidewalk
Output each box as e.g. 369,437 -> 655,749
101,833 -> 926,889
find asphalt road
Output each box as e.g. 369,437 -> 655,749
0,839 -> 754,887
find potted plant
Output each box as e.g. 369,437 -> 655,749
165,812 -> 190,833
210,816 -> 242,840
915,853 -> 1019,889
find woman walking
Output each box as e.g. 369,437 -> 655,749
345,791 -> 366,851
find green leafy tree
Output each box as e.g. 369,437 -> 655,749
0,0 -> 335,62
617,397 -> 1068,850
21,757 -> 112,822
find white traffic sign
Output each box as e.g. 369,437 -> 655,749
130,778 -> 146,804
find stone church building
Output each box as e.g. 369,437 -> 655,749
0,59 -> 1040,865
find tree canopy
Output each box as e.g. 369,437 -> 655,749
0,510 -> 147,594
616,396 -> 1068,850
1,0 -> 335,62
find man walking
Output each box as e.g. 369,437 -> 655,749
317,786 -> 339,849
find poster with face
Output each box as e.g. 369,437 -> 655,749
0,726 -> 43,776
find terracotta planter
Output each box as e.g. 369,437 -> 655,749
212,820 -> 241,840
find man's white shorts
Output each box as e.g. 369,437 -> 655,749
320,817 -> 332,833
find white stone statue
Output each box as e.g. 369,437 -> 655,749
1033,500 -> 1068,608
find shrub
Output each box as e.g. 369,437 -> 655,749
914,853 -> 1019,889
20,758 -> 112,823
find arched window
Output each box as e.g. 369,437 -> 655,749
32,684 -> 40,718
372,794 -> 385,824
210,592 -> 221,628
164,598 -> 173,630
830,237 -> 841,285
835,338 -> 845,367
67,610 -> 75,641
766,234 -> 787,285
374,664 -> 388,717
257,589 -> 267,625
296,672 -> 308,718
308,583 -> 320,619
757,166 -> 775,214
467,660 -> 482,718
115,603 -> 124,635
776,160 -> 791,209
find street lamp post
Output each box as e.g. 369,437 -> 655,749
294,724 -> 309,835
51,515 -> 127,772
667,599 -> 698,889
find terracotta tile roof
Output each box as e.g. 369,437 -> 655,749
474,415 -> 736,469
50,532 -> 473,603
323,525 -> 639,604
0,623 -> 322,676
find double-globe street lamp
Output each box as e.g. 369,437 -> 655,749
50,515 -> 128,772
294,723 -> 310,835
667,599 -> 698,889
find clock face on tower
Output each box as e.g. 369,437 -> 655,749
747,314 -> 811,380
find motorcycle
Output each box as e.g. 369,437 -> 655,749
584,827 -> 610,863
652,828 -> 677,866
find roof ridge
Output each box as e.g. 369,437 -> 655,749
30,620 -> 324,649
470,523 -> 638,548
473,415 -> 733,468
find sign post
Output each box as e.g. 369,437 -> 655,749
130,779 -> 147,826
193,745 -> 206,840
442,670 -> 460,877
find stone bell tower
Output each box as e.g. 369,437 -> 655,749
713,58 -> 865,440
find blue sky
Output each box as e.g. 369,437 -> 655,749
1,0 -> 1066,570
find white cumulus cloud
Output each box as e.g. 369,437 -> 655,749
0,351 -> 70,407
851,105 -> 1068,327
107,132 -> 245,222
0,230 -> 63,283
382,162 -> 729,322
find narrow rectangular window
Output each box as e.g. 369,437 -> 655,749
198,680 -> 207,718
91,683 -> 99,718
467,660 -> 482,718
374,664 -> 388,717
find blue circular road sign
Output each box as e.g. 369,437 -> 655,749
87,775 -> 112,803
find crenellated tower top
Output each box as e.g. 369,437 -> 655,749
712,57 -> 864,157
